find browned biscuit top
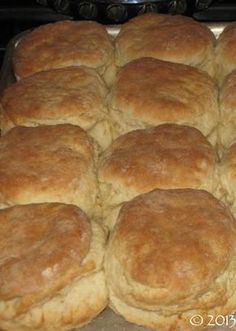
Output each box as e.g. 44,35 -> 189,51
14,20 -> 114,78
0,125 -> 97,211
110,58 -> 218,137
0,203 -> 91,300
0,66 -> 108,132
111,189 -> 236,303
115,13 -> 215,68
99,124 -> 216,192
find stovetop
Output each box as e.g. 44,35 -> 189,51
1,0 -> 236,69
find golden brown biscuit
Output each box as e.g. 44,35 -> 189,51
13,20 -> 115,85
219,69 -> 236,149
0,66 -> 111,149
115,13 -> 216,77
0,203 -> 107,331
109,58 -> 218,144
0,125 -> 98,216
99,124 -> 217,228
105,189 -> 236,331
216,22 -> 236,85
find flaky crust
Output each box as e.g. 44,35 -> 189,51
115,13 -> 216,77
0,125 -> 98,216
0,66 -> 111,149
109,58 -> 218,144
13,20 -> 115,84
219,69 -> 236,149
0,203 -> 108,330
99,124 -> 217,228
105,189 -> 236,331
216,22 -> 236,85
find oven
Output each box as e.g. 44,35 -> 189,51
1,0 -> 236,68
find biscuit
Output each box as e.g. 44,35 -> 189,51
0,125 -> 98,216
0,203 -> 108,330
99,124 -> 217,228
13,20 -> 115,85
0,66 -> 111,149
218,69 -> 236,149
109,58 -> 218,144
115,13 -> 216,77
216,22 -> 236,85
105,189 -> 236,331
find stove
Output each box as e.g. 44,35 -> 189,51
36,0 -> 236,22
1,0 -> 236,69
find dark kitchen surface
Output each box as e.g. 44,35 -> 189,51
0,0 -> 236,71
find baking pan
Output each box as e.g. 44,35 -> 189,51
0,22 -> 235,331
0,22 -> 228,95
76,307 -> 236,331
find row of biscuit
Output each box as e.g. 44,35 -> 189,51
0,120 -> 235,224
11,14 -> 236,85
0,13 -> 236,331
1,185 -> 235,330
2,56 -> 236,150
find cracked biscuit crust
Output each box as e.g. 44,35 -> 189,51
105,189 -> 236,331
0,203 -> 108,330
0,125 -> 98,216
99,124 -> 217,229
13,20 -> 115,84
0,67 -> 111,149
115,13 -> 216,77
109,58 -> 218,144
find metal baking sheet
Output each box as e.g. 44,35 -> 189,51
0,22 -> 235,331
81,308 -> 236,331
81,308 -> 148,331
0,22 -> 228,95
